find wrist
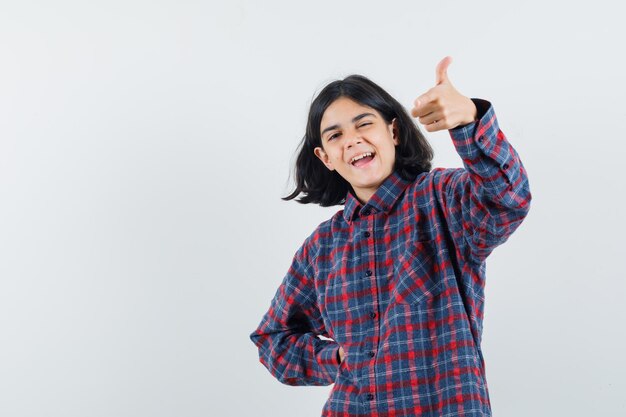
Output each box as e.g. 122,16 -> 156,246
464,97 -> 478,124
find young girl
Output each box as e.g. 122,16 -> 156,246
250,57 -> 531,417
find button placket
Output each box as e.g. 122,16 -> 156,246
358,212 -> 379,407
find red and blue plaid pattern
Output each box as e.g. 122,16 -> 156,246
250,100 -> 531,416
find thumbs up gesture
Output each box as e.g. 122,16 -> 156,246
411,56 -> 478,132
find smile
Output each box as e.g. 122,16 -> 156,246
350,152 -> 376,167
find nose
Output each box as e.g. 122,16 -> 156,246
344,132 -> 362,149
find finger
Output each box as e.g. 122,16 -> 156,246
418,111 -> 442,126
411,96 -> 437,118
435,56 -> 453,85
413,92 -> 433,113
424,119 -> 445,133
411,99 -> 440,118
411,106 -> 429,118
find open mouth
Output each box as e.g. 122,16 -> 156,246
350,151 -> 376,168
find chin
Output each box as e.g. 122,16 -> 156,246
351,175 -> 385,190
357,168 -> 390,183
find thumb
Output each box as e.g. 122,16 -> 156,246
435,56 -> 453,85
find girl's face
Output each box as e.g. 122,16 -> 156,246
314,97 -> 398,204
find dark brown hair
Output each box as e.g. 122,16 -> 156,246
283,75 -> 433,206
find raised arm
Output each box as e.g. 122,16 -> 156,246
412,56 -> 531,263
249,238 -> 340,386
437,99 -> 530,262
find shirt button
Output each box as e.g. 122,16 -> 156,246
368,351 -> 375,358
503,163 -> 509,170
362,209 -> 370,215
369,311 -> 376,319
478,137 -> 483,143
366,393 -> 374,401
365,270 -> 373,277
364,231 -> 370,238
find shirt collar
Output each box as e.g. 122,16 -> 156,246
342,170 -> 413,223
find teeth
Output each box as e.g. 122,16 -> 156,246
351,152 -> 373,164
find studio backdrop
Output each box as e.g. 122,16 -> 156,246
0,1 -> 624,416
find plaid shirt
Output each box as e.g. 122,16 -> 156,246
250,100 -> 531,417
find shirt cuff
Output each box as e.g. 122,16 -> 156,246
317,341 -> 340,379
448,98 -> 519,196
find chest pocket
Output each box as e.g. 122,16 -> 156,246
391,240 -> 444,305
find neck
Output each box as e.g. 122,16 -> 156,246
354,189 -> 375,205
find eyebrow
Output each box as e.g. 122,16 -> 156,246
321,112 -> 376,137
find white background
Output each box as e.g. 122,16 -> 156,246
1,1 -> 625,416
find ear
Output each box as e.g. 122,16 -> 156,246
314,146 -> 335,171
391,118 -> 399,146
